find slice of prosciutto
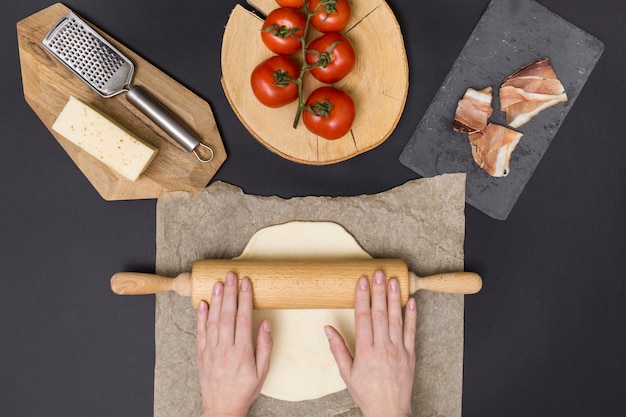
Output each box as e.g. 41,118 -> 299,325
468,123 -> 523,177
499,58 -> 568,128
453,86 -> 493,133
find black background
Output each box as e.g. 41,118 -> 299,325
1,1 -> 624,416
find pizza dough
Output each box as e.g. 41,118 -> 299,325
235,221 -> 370,401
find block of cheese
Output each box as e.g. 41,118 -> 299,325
52,96 -> 158,181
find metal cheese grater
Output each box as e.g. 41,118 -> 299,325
42,12 -> 214,163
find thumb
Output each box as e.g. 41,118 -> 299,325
324,325 -> 353,382
255,319 -> 273,379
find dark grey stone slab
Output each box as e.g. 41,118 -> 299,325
399,0 -> 604,220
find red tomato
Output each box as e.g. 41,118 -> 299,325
308,0 -> 351,32
261,8 -> 306,55
303,87 -> 355,139
250,56 -> 300,108
306,32 -> 355,83
276,0 -> 305,7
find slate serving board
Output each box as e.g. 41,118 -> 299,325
399,0 -> 604,220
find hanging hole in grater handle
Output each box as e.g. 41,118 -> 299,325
193,143 -> 215,163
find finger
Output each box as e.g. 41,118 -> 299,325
235,277 -> 253,346
218,272 -> 239,345
354,276 -> 373,348
370,271 -> 389,342
387,278 -> 404,345
255,319 -> 273,380
206,281 -> 224,346
196,300 -> 209,353
324,325 -> 354,382
403,298 -> 418,353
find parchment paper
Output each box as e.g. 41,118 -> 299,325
154,174 -> 467,417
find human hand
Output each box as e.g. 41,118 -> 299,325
196,272 -> 273,417
325,271 -> 417,417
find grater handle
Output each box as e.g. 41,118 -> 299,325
126,86 -> 214,162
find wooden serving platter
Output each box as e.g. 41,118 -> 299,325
17,3 -> 227,201
221,0 -> 409,165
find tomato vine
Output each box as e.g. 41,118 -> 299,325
290,2 -> 351,129
252,0 -> 355,138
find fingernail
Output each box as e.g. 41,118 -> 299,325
262,319 -> 271,333
407,298 -> 416,310
198,300 -> 208,311
225,272 -> 236,286
374,271 -> 385,285
358,276 -> 369,290
213,282 -> 223,296
324,326 -> 333,340
240,277 -> 250,291
389,278 -> 399,293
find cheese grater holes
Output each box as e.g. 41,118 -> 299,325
42,12 -> 134,97
47,16 -> 126,90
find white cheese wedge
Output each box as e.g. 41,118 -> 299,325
52,96 -> 158,181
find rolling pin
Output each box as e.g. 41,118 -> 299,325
110,258 -> 482,309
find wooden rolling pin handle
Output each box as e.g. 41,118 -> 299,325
409,271 -> 482,295
110,272 -> 192,297
110,260 -> 482,309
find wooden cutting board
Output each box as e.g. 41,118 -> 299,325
17,3 -> 227,201
221,0 -> 408,165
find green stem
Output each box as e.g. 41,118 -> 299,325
292,7 -> 314,129
291,0 -> 331,129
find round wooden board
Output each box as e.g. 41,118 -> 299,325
221,0 -> 409,165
